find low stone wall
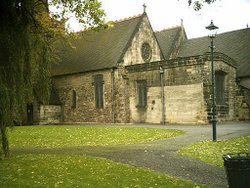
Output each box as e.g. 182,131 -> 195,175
39,105 -> 62,124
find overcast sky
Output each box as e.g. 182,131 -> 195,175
95,0 -> 250,39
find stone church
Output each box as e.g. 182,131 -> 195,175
28,11 -> 250,125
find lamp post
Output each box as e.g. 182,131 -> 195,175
206,20 -> 219,142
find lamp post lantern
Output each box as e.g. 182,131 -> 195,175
206,20 -> 219,142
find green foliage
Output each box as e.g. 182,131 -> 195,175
179,135 -> 250,166
0,154 -> 209,187
9,126 -> 184,148
50,0 -> 105,29
187,0 -> 217,11
0,0 -> 105,157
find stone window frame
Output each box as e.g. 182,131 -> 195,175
93,74 -> 104,109
71,90 -> 77,109
136,80 -> 147,108
215,71 -> 227,105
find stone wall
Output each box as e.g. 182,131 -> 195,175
127,57 -> 207,124
52,69 -> 114,123
163,57 -> 207,123
39,105 -> 62,124
114,15 -> 162,123
129,83 -> 206,124
128,68 -> 160,123
51,52 -> 238,125
235,88 -> 250,120
113,65 -> 130,123
127,53 -> 237,124
52,67 -> 134,124
202,53 -> 237,122
236,78 -> 250,120
165,83 -> 206,124
51,14 -> 163,124
23,101 -> 61,125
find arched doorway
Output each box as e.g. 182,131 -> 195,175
26,103 -> 33,125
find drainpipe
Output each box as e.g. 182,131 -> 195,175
160,66 -> 165,125
111,68 -> 115,123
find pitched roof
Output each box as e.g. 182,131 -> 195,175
155,27 -> 182,59
239,78 -> 250,90
52,14 -> 144,76
178,28 -> 250,77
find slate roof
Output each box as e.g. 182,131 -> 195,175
178,28 -> 250,77
52,14 -> 144,76
155,27 -> 182,59
52,13 -> 250,78
240,78 -> 250,90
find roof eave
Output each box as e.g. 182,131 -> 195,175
51,66 -> 118,78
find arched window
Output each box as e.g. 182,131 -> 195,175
215,71 -> 226,105
136,80 -> 147,108
94,75 -> 104,109
72,90 -> 77,109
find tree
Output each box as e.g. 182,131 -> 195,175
187,0 -> 217,11
0,0 -> 105,158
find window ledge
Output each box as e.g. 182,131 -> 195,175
136,105 -> 147,109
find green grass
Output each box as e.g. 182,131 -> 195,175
1,126 -> 210,187
179,134 -> 250,167
8,126 -> 183,148
0,154 -> 209,188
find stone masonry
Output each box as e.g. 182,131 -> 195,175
126,53 -> 237,124
44,13 -> 245,125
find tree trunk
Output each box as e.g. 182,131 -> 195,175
1,126 -> 9,157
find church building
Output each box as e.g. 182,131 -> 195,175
29,11 -> 250,125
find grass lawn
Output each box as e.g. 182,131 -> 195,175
0,126 -> 211,187
0,154 -> 209,188
179,134 -> 250,167
8,126 -> 184,148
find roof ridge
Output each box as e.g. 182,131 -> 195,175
186,27 -> 250,41
113,14 -> 143,23
76,14 -> 143,34
217,27 -> 250,35
155,26 -> 181,33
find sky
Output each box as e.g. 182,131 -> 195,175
70,0 -> 250,39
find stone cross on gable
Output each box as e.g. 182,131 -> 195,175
143,3 -> 146,12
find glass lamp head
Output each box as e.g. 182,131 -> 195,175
206,20 -> 219,38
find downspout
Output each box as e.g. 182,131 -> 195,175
122,75 -> 129,123
111,68 -> 115,123
160,66 -> 165,125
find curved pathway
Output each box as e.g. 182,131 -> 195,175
13,122 -> 250,188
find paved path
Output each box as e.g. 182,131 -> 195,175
13,122 -> 250,188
